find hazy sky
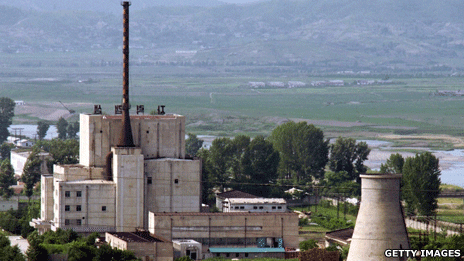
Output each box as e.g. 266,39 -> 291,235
220,0 -> 265,3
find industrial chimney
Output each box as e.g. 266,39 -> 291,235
118,1 -> 135,147
347,174 -> 409,261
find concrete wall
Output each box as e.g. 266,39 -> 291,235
146,159 -> 201,214
105,233 -> 173,261
113,147 -> 144,232
53,165 -> 105,182
41,175 -> 54,220
0,198 -> 18,211
149,212 -> 299,249
54,181 -> 116,232
80,114 -> 186,167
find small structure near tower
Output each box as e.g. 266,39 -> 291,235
347,174 -> 409,261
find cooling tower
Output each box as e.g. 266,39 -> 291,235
347,174 -> 409,261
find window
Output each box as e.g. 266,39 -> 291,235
216,254 -> 220,257
226,254 -> 230,257
234,206 -> 239,210
65,191 -> 70,197
240,206 -> 244,209
65,219 -> 70,225
76,191 -> 82,197
76,205 -> 82,212
65,205 -> 70,211
272,206 -> 276,209
259,206 -> 264,209
278,206 -> 282,209
245,253 -> 249,257
102,206 -> 107,212
76,219 -> 81,226
174,179 -> 179,184
236,253 -> 239,257
147,177 -> 152,185
253,206 -> 257,209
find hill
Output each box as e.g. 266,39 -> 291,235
2,0 -> 464,72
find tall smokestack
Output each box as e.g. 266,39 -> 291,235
118,1 -> 135,147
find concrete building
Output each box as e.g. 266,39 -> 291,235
173,239 -> 202,260
11,150 -> 50,177
222,198 -> 287,213
0,198 -> 19,211
31,113 -> 201,234
216,190 -> 258,211
148,212 -> 299,251
106,231 -> 173,261
347,174 -> 409,261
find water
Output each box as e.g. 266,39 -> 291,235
8,125 -> 59,140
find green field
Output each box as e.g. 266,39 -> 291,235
2,50 -> 464,138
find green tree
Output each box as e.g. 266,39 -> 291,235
270,121 -> 329,183
21,147 -> 42,199
197,148 -> 215,206
0,97 -> 15,144
0,143 -> 13,160
402,152 -> 440,216
67,122 -> 79,139
299,239 -> 318,251
36,121 -> 50,140
185,133 -> 204,157
26,231 -> 48,261
205,137 -> 233,192
328,137 -> 370,182
0,159 -> 16,199
380,153 -> 404,174
56,117 -> 68,139
239,135 -> 280,197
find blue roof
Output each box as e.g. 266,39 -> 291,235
209,248 -> 285,253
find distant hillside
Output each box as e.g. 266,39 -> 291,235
2,0 -> 464,71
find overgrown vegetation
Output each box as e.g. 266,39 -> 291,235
0,202 -> 39,238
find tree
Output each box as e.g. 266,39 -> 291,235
205,137 -> 232,192
402,152 -> 440,216
328,137 -> 370,182
185,133 -> 204,157
36,121 -> 50,140
67,122 -> 79,139
0,143 -> 14,160
380,153 -> 404,174
0,97 -> 15,144
197,148 -> 214,206
56,117 -> 68,139
270,121 -> 329,183
239,135 -> 280,197
0,159 -> 15,199
299,239 -> 318,251
26,231 -> 48,261
21,147 -> 42,199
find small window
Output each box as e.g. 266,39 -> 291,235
236,253 -> 239,257
174,179 -> 179,184
76,205 -> 82,212
226,254 -> 230,257
245,253 -> 249,257
240,206 -> 244,209
65,205 -> 70,211
234,206 -> 239,210
272,206 -> 276,209
216,254 -> 220,257
65,191 -> 70,198
102,206 -> 107,212
253,206 -> 257,209
259,206 -> 264,209
147,177 -> 152,185
278,206 -> 282,209
65,219 -> 70,225
76,191 -> 82,197
76,219 -> 81,226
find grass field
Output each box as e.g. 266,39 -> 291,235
3,50 -> 464,140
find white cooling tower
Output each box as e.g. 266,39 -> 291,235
347,174 -> 409,261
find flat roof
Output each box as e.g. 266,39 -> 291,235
152,212 -> 297,217
209,248 -> 285,253
108,232 -> 164,243
226,198 -> 286,204
217,190 -> 258,199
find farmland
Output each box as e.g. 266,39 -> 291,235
2,51 -> 464,142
